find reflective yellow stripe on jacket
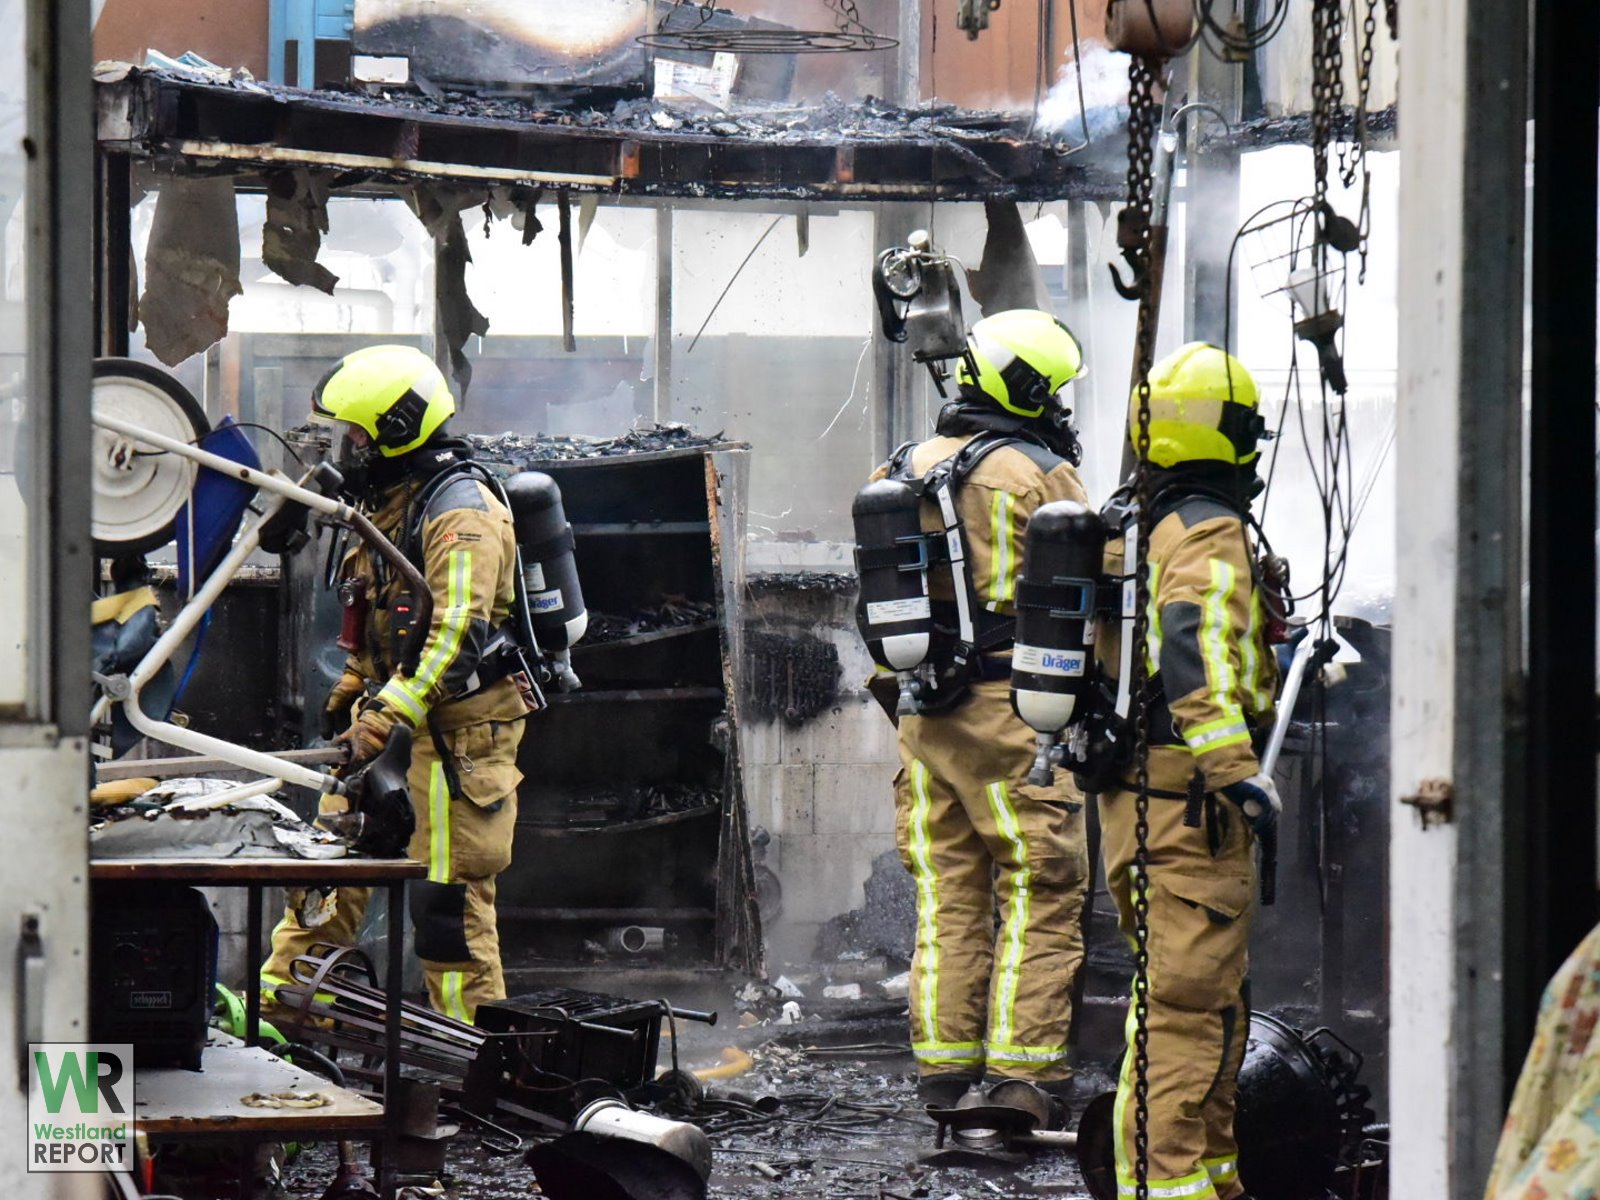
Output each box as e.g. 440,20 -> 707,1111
1183,558 -> 1250,758
378,547 -> 473,723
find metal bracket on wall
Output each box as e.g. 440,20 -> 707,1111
1400,777 -> 1455,829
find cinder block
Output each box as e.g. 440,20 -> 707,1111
743,763 -> 814,837
813,762 -> 898,835
781,699 -> 900,766
776,832 -> 890,924
739,714 -> 783,765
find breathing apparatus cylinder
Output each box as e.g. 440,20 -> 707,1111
503,471 -> 587,691
852,478 -> 934,715
1011,500 -> 1105,785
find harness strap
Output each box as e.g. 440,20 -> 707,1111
889,432 -> 1031,669
426,711 -> 464,805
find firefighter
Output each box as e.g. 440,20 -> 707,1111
261,344 -> 535,1023
868,309 -> 1093,1110
1096,342 -> 1279,1200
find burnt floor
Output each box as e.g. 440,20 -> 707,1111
279,1004 -> 1106,1200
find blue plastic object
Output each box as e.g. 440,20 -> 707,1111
174,416 -> 260,599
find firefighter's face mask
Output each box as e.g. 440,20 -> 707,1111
334,423 -> 380,499
1042,381 -> 1084,466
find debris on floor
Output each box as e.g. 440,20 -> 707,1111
815,850 -> 919,964
587,598 -> 720,644
469,423 -> 729,464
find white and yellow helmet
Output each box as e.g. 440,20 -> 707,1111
311,344 -> 455,457
1133,342 -> 1264,468
956,309 -> 1086,419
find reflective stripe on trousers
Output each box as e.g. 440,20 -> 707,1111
440,970 -> 470,1023
907,760 -> 943,1047
984,780 -> 1032,1051
428,760 -> 451,883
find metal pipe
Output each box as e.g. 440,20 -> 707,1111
119,704 -> 345,794
1014,1129 -> 1078,1149
93,413 -> 350,518
112,503 -> 345,791
667,1006 -> 718,1026
95,745 -> 347,781
1260,634 -> 1318,776
604,925 -> 664,954
126,497 -> 290,693
91,414 -> 432,677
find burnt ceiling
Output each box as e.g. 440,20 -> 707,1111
94,65 -> 1127,204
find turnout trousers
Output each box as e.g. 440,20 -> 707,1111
894,678 -> 1089,1082
1099,749 -> 1257,1200
262,717 -> 525,1024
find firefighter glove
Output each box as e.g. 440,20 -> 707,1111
320,669 -> 367,741
1221,772 -> 1282,841
337,700 -> 403,766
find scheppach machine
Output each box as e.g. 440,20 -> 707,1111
90,883 -> 217,1071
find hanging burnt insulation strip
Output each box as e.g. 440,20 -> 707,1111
558,191 -> 576,353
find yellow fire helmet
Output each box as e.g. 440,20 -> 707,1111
310,344 -> 455,458
1132,342 -> 1264,469
956,309 -> 1086,420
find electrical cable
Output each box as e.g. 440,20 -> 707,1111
686,216 -> 783,354
1223,197 -> 1365,636
126,421 -> 310,469
1194,0 -> 1291,58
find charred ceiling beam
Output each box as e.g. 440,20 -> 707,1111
1203,103 -> 1399,154
95,67 -> 1125,204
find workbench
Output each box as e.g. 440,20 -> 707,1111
90,855 -> 426,1197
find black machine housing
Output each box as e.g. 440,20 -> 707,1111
90,883 -> 217,1071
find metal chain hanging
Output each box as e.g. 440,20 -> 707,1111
1313,0 -> 1346,198
1122,51 -> 1163,1200
1344,0 -> 1381,281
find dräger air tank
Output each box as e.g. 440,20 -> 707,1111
503,471 -> 588,692
1011,500 -> 1106,784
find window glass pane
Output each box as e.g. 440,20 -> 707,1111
460,203 -> 658,439
126,188 -> 439,434
671,206 -> 876,569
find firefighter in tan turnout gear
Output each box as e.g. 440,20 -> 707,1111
859,309 -> 1093,1111
262,344 -> 535,1023
1096,343 -> 1280,1200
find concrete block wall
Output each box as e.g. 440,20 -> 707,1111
739,579 -> 906,967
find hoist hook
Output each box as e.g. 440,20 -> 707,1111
1108,253 -> 1144,301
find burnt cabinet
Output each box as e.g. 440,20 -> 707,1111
493,444 -> 760,975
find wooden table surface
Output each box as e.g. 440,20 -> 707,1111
135,1034 -> 384,1138
89,856 -> 426,886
